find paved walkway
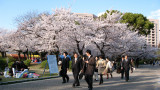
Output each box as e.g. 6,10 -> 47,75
0,65 -> 160,90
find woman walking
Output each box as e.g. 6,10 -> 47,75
105,58 -> 113,79
97,55 -> 106,85
94,56 -> 99,81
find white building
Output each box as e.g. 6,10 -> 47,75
74,13 -> 97,20
146,19 -> 159,47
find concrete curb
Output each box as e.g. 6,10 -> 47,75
0,76 -> 60,85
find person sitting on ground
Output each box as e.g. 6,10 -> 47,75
20,61 -> 28,71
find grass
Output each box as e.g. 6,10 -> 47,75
0,63 -> 59,83
0,76 -> 31,82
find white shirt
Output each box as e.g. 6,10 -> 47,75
75,58 -> 77,63
107,61 -> 112,68
88,55 -> 91,59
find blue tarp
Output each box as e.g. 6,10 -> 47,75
59,55 -> 71,61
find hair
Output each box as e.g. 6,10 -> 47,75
86,49 -> 91,55
96,56 -> 99,58
63,52 -> 68,55
106,56 -> 109,59
73,52 -> 78,55
122,56 -> 125,58
83,55 -> 87,60
99,55 -> 105,59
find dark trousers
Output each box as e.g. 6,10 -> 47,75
85,75 -> 93,89
62,70 -> 69,82
73,73 -> 80,85
121,69 -> 124,79
99,74 -> 103,84
124,69 -> 129,81
62,74 -> 69,82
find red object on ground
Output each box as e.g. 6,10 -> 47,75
10,54 -> 27,59
35,60 -> 38,62
23,74 -> 28,78
33,73 -> 40,76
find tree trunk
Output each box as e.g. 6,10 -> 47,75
76,40 -> 84,57
93,42 -> 105,57
39,52 -> 42,62
26,49 -> 29,59
1,52 -> 5,58
100,50 -> 105,58
4,52 -> 7,57
30,52 -> 32,59
18,51 -> 21,61
55,50 -> 60,64
23,52 -> 26,60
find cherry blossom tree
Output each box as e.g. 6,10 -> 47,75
13,8 -> 158,60
0,28 -> 15,57
85,10 -> 156,59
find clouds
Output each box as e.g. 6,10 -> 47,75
97,12 -> 105,17
148,9 -> 160,20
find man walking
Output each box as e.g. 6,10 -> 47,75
122,55 -> 133,82
61,52 -> 70,83
120,56 -> 125,79
83,50 -> 96,90
72,52 -> 82,87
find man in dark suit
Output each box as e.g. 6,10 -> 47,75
83,50 -> 96,90
120,56 -> 125,79
61,52 -> 70,83
122,55 -> 133,82
135,58 -> 139,68
72,52 -> 83,87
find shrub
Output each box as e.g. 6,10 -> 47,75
24,59 -> 31,66
8,56 -> 17,63
41,60 -> 49,69
8,61 -> 14,68
139,60 -> 145,65
0,57 -> 8,71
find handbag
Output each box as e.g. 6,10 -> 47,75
117,68 -> 121,74
107,68 -> 110,73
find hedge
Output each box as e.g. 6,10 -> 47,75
0,57 -> 7,71
24,59 -> 32,66
41,60 -> 49,69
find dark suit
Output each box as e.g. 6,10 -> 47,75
83,55 -> 96,90
122,59 -> 133,81
61,57 -> 70,83
72,57 -> 82,86
120,59 -> 124,79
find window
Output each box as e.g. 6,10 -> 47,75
148,39 -> 151,41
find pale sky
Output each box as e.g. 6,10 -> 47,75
0,0 -> 160,30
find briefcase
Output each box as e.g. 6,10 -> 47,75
117,68 -> 121,74
79,72 -> 84,80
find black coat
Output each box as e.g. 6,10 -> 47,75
122,59 -> 133,71
61,57 -> 70,72
83,56 -> 96,75
72,57 -> 83,74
